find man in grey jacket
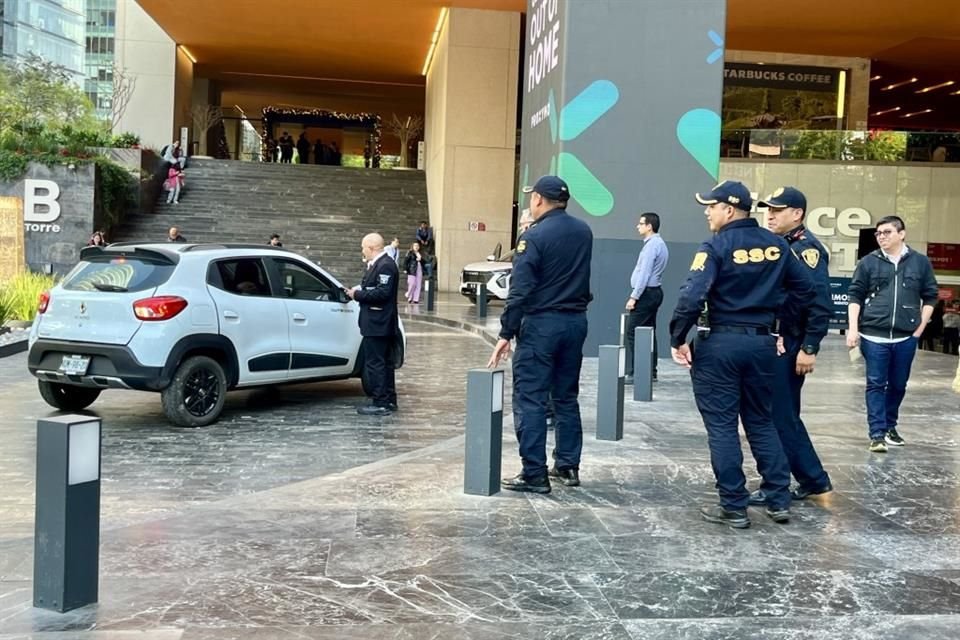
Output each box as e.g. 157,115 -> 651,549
846,215 -> 939,453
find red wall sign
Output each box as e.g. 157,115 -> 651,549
927,243 -> 960,271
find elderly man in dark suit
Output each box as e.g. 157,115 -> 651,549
346,233 -> 400,416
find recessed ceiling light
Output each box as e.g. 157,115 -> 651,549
179,45 -> 197,64
901,109 -> 933,118
881,78 -> 918,91
871,107 -> 901,116
916,81 -> 955,93
421,8 -> 448,76
870,75 -> 882,81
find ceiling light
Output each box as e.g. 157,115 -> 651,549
951,89 -> 960,95
881,77 -> 918,91
870,75 -> 882,81
179,45 -> 197,64
871,107 -> 901,116
916,81 -> 955,93
901,109 -> 933,118
421,7 -> 448,76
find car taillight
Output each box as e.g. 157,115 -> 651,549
38,291 -> 50,314
133,296 -> 188,321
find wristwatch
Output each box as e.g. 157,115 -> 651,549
801,344 -> 818,355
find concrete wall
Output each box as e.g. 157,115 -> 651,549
114,0 -> 178,150
425,7 -> 520,292
726,49 -> 871,130
719,160 -> 960,277
0,164 -> 97,275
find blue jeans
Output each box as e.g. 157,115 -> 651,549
859,336 -> 918,440
512,312 -> 588,477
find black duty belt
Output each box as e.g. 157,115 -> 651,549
708,326 -> 771,336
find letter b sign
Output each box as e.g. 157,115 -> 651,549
24,179 -> 61,223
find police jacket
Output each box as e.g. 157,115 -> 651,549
354,253 -> 399,337
499,207 -> 593,341
669,218 -> 827,349
778,225 -> 833,351
847,247 -> 939,339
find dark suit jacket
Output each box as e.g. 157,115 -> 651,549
354,253 -> 399,337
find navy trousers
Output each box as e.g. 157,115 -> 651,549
512,311 -> 588,477
691,332 -> 791,511
773,336 -> 830,492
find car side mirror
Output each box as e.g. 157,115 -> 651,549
486,254 -> 497,262
338,288 -> 351,304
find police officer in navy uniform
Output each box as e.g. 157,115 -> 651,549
669,181 -> 828,528
749,187 -> 834,506
347,233 -> 400,416
488,176 -> 593,493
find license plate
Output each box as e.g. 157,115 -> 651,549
60,355 -> 90,376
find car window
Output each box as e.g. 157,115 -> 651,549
273,259 -> 337,301
211,258 -> 271,296
63,257 -> 174,292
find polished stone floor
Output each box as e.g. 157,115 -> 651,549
1,300 -> 960,639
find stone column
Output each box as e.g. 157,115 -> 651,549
425,8 -> 521,293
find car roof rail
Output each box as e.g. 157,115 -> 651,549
181,243 -> 290,252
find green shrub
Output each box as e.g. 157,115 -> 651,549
0,149 -> 29,181
0,293 -> 9,327
0,271 -> 58,323
111,132 -> 141,148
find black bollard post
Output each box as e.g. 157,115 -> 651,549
477,283 -> 488,319
464,368 -> 504,496
596,345 -> 625,441
33,415 -> 101,612
426,276 -> 436,311
632,326 -> 654,402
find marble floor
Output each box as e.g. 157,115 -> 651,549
1,300 -> 960,639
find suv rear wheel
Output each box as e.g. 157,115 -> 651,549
38,381 -> 101,411
161,355 -> 227,427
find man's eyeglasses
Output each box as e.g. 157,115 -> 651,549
874,229 -> 898,237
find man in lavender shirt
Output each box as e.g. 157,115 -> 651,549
624,212 -> 669,383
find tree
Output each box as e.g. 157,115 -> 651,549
190,105 -> 223,156
110,67 -> 137,133
0,54 -> 100,138
387,114 -> 424,168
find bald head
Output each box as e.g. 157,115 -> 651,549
361,233 -> 385,261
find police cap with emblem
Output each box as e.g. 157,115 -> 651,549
695,180 -> 753,212
523,175 -> 570,202
759,186 -> 807,211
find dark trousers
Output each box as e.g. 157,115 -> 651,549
362,335 -> 396,408
772,336 -> 830,492
280,149 -> 292,163
512,311 -> 588,477
943,328 -> 960,355
624,287 -> 663,376
691,332 -> 791,511
860,336 -> 918,440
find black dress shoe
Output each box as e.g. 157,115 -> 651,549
357,404 -> 391,416
765,507 -> 790,524
387,402 -> 399,412
548,466 -> 580,487
748,489 -> 766,506
501,473 -> 551,494
791,482 -> 833,500
624,375 -> 634,385
700,505 -> 750,529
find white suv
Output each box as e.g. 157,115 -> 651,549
28,243 -> 404,427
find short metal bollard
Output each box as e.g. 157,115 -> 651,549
33,415 -> 102,613
476,283 -> 488,319
633,326 -> 654,402
464,368 -> 504,496
426,277 -> 436,311
596,345 -> 625,441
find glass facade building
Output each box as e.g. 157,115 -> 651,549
84,0 -> 116,120
1,0 -> 86,85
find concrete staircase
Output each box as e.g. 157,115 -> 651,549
111,159 -> 429,285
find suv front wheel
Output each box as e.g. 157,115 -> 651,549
38,381 -> 101,411
161,355 -> 227,427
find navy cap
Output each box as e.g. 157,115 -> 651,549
759,186 -> 807,211
695,180 -> 753,211
523,175 -> 570,202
